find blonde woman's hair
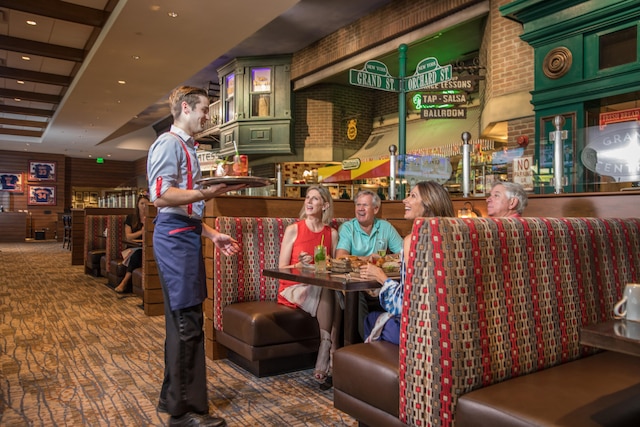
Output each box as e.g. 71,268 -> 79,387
299,185 -> 334,224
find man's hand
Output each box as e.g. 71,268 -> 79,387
200,183 -> 247,200
211,233 -> 240,256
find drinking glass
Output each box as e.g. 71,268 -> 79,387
375,239 -> 387,257
314,245 -> 327,273
232,154 -> 249,176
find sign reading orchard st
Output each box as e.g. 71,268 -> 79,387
349,60 -> 399,92
405,57 -> 452,91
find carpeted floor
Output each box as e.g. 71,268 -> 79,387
0,242 -> 357,426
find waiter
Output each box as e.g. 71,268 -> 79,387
147,86 -> 244,427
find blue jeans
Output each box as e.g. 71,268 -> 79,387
364,311 -> 401,345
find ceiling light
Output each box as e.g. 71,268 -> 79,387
118,80 -> 126,85
132,55 -> 140,60
21,56 -> 31,61
17,80 -> 24,84
26,20 -> 37,26
167,11 -> 178,18
14,98 -> 21,102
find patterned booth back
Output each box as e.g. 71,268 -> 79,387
104,215 -> 127,262
399,217 -> 640,427
212,217 -> 348,331
83,215 -> 108,263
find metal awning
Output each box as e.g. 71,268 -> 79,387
318,159 -> 390,183
351,106 -> 484,161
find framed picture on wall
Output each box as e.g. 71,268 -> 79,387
90,192 -> 98,205
0,172 -> 24,193
75,191 -> 83,202
28,185 -> 56,206
28,161 -> 57,182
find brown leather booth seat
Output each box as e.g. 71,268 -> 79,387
86,249 -> 105,277
84,214 -> 107,277
211,217 -> 349,377
456,351 -> 640,427
333,341 -> 402,427
216,301 -> 320,377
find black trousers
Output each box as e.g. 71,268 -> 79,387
158,281 -> 208,417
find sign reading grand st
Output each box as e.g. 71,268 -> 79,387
349,60 -> 399,92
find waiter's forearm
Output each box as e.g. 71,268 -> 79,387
153,187 -> 204,207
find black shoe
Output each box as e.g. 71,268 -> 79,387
157,397 -> 168,413
319,375 -> 333,391
169,412 -> 226,427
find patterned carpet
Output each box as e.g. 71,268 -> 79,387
0,242 -> 357,426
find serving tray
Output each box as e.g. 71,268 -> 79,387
196,176 -> 273,188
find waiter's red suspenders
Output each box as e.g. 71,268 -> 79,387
155,132 -> 194,216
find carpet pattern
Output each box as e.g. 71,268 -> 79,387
0,242 -> 356,426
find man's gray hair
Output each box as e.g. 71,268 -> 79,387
492,181 -> 528,214
354,189 -> 381,209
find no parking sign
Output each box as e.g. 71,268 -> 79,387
513,156 -> 533,191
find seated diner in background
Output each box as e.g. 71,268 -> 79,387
486,181 -> 528,217
114,193 -> 149,293
277,185 -> 340,389
359,181 -> 454,345
334,189 -> 404,340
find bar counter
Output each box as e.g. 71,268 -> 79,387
0,211 -> 26,242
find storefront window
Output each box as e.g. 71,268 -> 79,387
224,73 -> 235,123
599,26 -> 637,70
250,67 -> 271,117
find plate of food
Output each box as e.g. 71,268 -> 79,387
329,254 -> 401,278
196,176 -> 273,188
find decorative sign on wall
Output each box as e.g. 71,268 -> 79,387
0,172 -> 24,193
28,185 -> 56,206
28,161 -> 57,182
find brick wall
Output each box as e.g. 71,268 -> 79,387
294,84 -> 374,159
292,0 -> 486,80
487,0 -> 534,98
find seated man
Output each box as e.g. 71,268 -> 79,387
486,181 -> 528,217
335,189 -> 403,340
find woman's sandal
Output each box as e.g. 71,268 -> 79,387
314,330 -> 332,383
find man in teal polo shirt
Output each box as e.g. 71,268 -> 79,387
335,189 -> 403,340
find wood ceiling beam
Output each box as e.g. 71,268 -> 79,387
0,88 -> 62,104
0,117 -> 47,128
0,128 -> 43,138
0,66 -> 71,86
0,105 -> 54,117
0,35 -> 85,62
0,0 -> 108,27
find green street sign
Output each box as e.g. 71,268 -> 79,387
404,57 -> 452,91
349,60 -> 399,92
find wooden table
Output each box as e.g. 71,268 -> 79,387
123,238 -> 142,248
262,267 -> 382,346
580,319 -> 640,357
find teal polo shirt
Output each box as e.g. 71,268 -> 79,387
336,218 -> 404,256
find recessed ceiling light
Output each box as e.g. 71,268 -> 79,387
26,20 -> 37,26
167,11 -> 178,18
17,80 -> 24,84
14,98 -> 21,102
21,56 -> 31,61
132,55 -> 141,60
118,80 -> 126,85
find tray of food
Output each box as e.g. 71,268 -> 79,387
329,254 -> 401,278
196,176 -> 273,188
